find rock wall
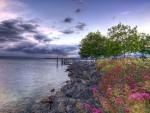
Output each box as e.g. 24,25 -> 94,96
33,61 -> 103,113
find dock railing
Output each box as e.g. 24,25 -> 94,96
61,58 -> 79,65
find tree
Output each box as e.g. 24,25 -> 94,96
104,38 -> 122,58
78,31 -> 106,59
108,23 -> 140,57
139,33 -> 150,57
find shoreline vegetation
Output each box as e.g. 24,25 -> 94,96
32,57 -> 150,113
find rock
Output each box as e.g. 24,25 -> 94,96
90,70 -> 97,77
55,91 -> 65,97
66,80 -> 72,85
57,102 -> 66,112
68,72 -> 73,77
66,105 -> 73,113
72,83 -> 88,99
88,76 -> 99,86
75,88 -> 93,100
51,88 -> 55,92
61,84 -> 72,93
40,98 -> 50,103
40,98 -> 53,105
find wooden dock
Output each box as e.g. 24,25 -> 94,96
61,58 -> 79,65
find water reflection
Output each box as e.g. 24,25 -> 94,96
0,59 -> 69,112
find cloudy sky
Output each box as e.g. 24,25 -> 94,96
0,0 -> 150,58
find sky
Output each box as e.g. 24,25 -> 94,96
0,0 -> 150,58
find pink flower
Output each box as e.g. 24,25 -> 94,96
129,92 -> 150,101
106,87 -> 112,96
123,75 -> 128,79
84,104 -> 91,111
141,93 -> 150,100
131,89 -> 136,93
144,75 -> 149,80
122,107 -> 130,112
138,87 -> 144,92
129,93 -> 142,101
92,108 -> 102,113
92,88 -> 99,94
115,97 -> 120,105
130,78 -> 135,83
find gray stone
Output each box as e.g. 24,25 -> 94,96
57,102 -> 66,113
90,70 -> 97,77
66,105 -> 73,113
75,88 -> 93,100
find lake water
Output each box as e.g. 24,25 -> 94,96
0,58 -> 69,113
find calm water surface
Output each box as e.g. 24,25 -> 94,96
0,59 -> 69,113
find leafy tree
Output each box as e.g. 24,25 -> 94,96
104,38 -> 122,58
78,31 -> 106,59
139,33 -> 150,57
108,23 -> 140,57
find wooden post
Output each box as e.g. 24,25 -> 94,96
57,57 -> 58,65
61,58 -> 63,65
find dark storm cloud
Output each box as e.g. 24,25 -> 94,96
18,24 -> 38,33
4,41 -> 78,56
0,18 -> 39,42
53,37 -> 60,40
76,22 -> 86,30
64,17 -> 73,23
34,34 -> 53,43
25,18 -> 42,24
50,45 -> 78,55
60,29 -> 74,34
76,8 -> 82,13
4,41 -> 37,51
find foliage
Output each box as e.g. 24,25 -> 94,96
107,23 -> 140,57
78,31 -> 107,59
104,38 -> 122,58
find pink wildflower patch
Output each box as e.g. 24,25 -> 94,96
114,97 -> 120,105
144,75 -> 149,80
129,92 -> 150,101
92,88 -> 99,94
84,104 -> 91,111
92,108 -> 102,113
122,107 -> 130,112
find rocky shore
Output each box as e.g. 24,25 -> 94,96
33,61 -> 103,113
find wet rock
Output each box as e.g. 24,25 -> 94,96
75,88 -> 93,100
61,84 -> 72,93
72,83 -> 88,98
68,72 -> 73,77
90,70 -> 98,77
66,80 -> 72,85
40,98 -> 50,104
66,105 -> 73,113
57,101 -> 66,113
51,88 -> 55,92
